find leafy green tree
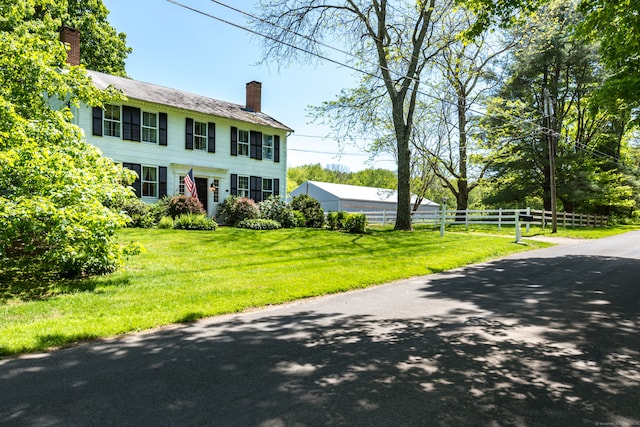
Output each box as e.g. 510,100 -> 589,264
482,0 -> 637,215
5,0 -> 132,75
578,0 -> 640,112
255,0 -> 541,230
0,0 -> 134,280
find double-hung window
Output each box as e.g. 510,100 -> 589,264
142,112 -> 158,143
262,178 -> 274,200
262,134 -> 274,160
238,176 -> 249,198
142,166 -> 158,197
238,130 -> 249,156
194,121 -> 207,150
104,104 -> 121,137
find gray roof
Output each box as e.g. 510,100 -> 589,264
86,70 -> 293,132
301,181 -> 438,206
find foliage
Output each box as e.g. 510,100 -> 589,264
327,211 -> 368,234
480,0 -> 637,216
157,216 -> 174,229
259,196 -> 296,228
327,211 -> 349,231
172,214 -> 217,231
343,213 -> 368,234
167,195 -> 205,218
217,196 -> 261,226
121,241 -> 146,258
292,210 -> 306,227
0,2 -> 134,279
0,0 -> 132,76
237,219 -> 282,230
147,196 -> 171,224
578,0 -> 640,112
290,194 -> 325,228
121,197 -> 152,228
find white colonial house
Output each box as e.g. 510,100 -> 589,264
62,28 -> 292,217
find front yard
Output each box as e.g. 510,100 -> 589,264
3,225 -> 632,357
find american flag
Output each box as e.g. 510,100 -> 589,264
184,168 -> 198,200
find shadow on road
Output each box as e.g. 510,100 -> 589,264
1,255 -> 639,426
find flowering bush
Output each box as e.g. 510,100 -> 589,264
218,196 -> 260,226
259,196 -> 296,228
167,195 -> 205,219
237,219 -> 282,230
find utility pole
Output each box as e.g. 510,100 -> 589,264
544,88 -> 558,233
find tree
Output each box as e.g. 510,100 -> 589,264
411,8 -> 516,214
482,0 -> 637,216
578,0 -> 640,112
0,0 -> 134,280
255,0 -> 541,230
9,0 -> 132,76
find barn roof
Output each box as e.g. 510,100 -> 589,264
86,70 -> 293,132
301,181 -> 438,206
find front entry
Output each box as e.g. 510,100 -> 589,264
195,177 -> 208,214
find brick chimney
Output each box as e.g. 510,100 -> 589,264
60,26 -> 80,66
246,81 -> 262,113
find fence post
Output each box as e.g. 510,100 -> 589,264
498,208 -> 502,231
526,207 -> 531,233
440,203 -> 446,237
465,209 -> 469,228
515,209 -> 522,243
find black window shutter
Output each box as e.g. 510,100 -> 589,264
274,135 -> 280,163
274,178 -> 280,197
230,126 -> 238,156
250,176 -> 262,202
159,113 -> 168,146
92,107 -> 103,136
122,106 -> 141,141
185,118 -> 193,150
207,122 -> 216,153
123,162 -> 142,198
230,174 -> 238,196
250,131 -> 262,160
158,166 -> 167,198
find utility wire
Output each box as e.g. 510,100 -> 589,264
167,0 -> 636,171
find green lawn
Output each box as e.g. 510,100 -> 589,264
1,225 -> 633,357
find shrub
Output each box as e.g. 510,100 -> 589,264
121,197 -> 153,228
148,196 -> 171,224
290,194 -> 325,228
292,210 -> 306,227
217,196 -> 260,226
237,219 -> 282,230
327,211 -> 349,230
167,195 -> 206,219
173,214 -> 217,230
157,216 -> 174,229
344,213 -> 368,234
259,196 -> 296,228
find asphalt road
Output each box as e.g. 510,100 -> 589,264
1,231 -> 639,427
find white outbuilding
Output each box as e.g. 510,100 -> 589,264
289,180 -> 439,213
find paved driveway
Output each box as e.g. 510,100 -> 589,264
2,231 -> 639,426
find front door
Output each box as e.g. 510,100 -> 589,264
195,177 -> 208,214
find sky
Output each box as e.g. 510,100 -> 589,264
101,0 -> 398,172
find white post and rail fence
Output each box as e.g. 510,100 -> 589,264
359,208 -> 609,242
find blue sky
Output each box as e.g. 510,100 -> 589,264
101,0 -> 397,172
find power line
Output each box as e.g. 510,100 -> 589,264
167,0 -> 636,171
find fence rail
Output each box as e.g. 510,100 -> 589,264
362,208 -> 609,229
